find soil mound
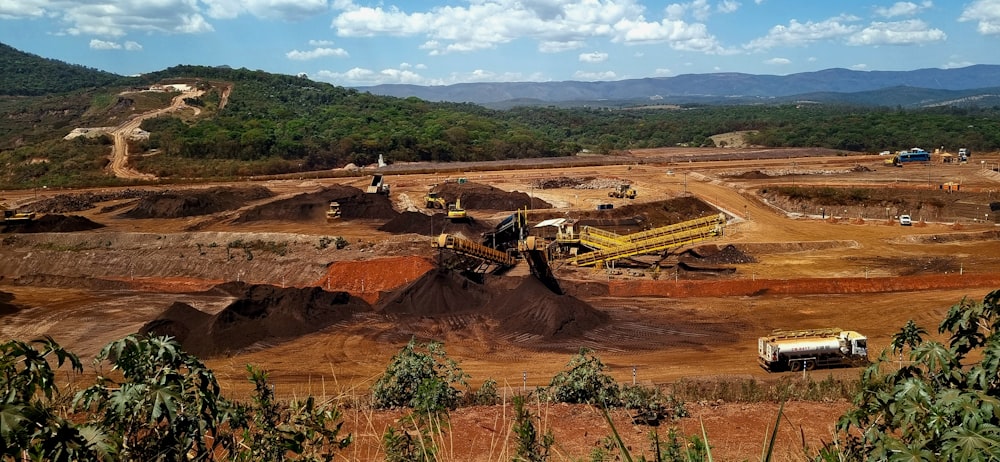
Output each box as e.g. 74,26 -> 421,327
537,197 -> 717,231
378,269 -> 492,316
486,276 -> 609,338
234,185 -> 397,222
120,186 -> 274,219
378,211 -> 492,236
377,271 -> 608,339
2,214 -> 104,233
724,170 -> 771,179
684,244 -> 757,264
532,177 -> 596,189
0,291 -> 21,316
29,189 -> 151,213
315,256 -> 435,304
434,182 -> 551,211
141,282 -> 369,357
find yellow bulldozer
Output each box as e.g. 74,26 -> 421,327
609,184 -> 637,199
425,191 -> 447,209
325,201 -> 341,221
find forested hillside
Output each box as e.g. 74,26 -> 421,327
0,43 -> 123,96
2,42 -> 1000,189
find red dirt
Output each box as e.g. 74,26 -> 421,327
316,256 -> 435,304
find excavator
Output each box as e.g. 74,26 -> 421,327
447,197 -> 469,222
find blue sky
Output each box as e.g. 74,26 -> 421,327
2,1 -> 999,87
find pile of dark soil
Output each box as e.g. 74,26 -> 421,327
377,271 -> 607,339
536,197 -> 717,231
234,185 -> 398,222
683,244 -> 757,264
28,189 -> 150,213
434,181 -> 551,210
140,282 -> 369,357
532,177 -> 595,189
120,186 -> 274,219
723,170 -> 771,179
379,269 -> 492,316
486,276 -> 609,338
1,214 -> 105,233
378,211 -> 492,236
0,291 -> 21,316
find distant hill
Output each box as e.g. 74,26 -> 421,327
0,43 -> 123,96
359,65 -> 1000,106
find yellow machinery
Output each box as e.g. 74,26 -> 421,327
2,203 -> 36,224
608,184 -> 637,199
325,201 -> 341,221
568,213 -> 726,267
432,233 -> 515,273
447,197 -> 468,221
425,191 -> 446,209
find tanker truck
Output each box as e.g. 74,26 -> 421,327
758,328 -> 868,372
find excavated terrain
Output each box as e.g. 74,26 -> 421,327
2,147 -> 1000,460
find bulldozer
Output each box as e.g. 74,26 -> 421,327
325,201 -> 341,221
425,191 -> 447,209
447,197 -> 469,222
608,184 -> 637,199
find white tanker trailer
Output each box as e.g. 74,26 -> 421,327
758,328 -> 869,372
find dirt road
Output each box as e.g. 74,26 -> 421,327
108,89 -> 204,180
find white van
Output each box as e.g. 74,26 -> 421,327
899,215 -> 912,226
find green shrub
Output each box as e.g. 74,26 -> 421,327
371,339 -> 468,412
548,348 -> 620,407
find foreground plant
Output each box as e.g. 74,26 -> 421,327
832,289 -> 1000,461
0,336 -> 90,461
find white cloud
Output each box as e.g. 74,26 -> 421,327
330,0 -> 729,56
579,51 -> 609,63
309,39 -> 334,46
943,60 -> 973,68
653,68 -> 672,76
850,63 -> 868,70
764,57 -> 790,65
124,41 -> 142,51
665,0 -> 711,21
539,40 -> 585,53
286,47 -> 349,60
201,0 -> 329,21
314,66 -> 426,85
744,16 -> 860,50
717,0 -> 740,14
89,39 -> 121,50
573,70 -> 617,80
875,1 -> 932,18
19,1 -> 215,38
847,20 -> 946,45
959,0 -> 1000,35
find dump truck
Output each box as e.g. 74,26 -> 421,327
366,174 -> 390,194
758,328 -> 868,372
608,184 -> 636,199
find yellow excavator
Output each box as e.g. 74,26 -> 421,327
447,197 -> 469,222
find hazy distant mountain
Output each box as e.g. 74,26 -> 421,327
359,65 -> 1000,106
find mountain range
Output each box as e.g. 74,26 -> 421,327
358,65 -> 1000,108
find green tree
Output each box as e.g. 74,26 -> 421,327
833,289 -> 1000,461
74,335 -> 231,461
511,395 -> 553,462
0,336 -> 92,461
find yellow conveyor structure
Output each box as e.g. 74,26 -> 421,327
432,233 -> 517,270
568,213 -> 726,267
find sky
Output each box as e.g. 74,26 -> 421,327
2,0 -> 1000,87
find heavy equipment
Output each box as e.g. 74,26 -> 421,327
758,328 -> 869,372
447,197 -> 469,222
366,174 -> 390,194
325,201 -> 341,221
425,191 -> 447,209
2,205 -> 36,224
608,184 -> 636,199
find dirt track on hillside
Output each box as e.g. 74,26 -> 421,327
2,148 -> 1000,460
